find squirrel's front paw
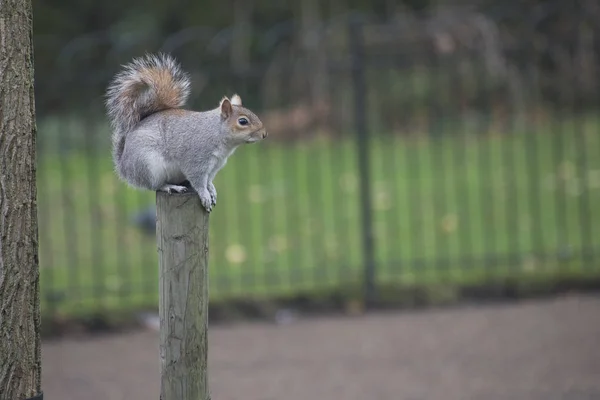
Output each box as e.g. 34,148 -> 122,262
198,189 -> 213,213
207,182 -> 217,206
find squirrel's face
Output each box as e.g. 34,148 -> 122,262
220,94 -> 267,144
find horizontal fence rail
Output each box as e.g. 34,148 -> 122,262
36,11 -> 600,321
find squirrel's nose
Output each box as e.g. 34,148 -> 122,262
262,131 -> 268,139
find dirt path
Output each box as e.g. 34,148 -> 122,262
42,294 -> 600,400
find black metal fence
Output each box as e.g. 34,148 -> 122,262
36,10 -> 600,320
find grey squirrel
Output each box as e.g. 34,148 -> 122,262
105,53 -> 268,212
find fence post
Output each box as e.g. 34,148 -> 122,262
156,191 -> 210,400
349,17 -> 377,306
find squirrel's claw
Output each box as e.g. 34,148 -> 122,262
207,182 -> 217,207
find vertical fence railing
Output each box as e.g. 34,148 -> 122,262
35,14 -> 600,320
349,18 -> 376,305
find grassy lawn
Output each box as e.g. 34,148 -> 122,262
37,114 -> 600,318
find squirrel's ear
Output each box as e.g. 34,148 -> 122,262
231,94 -> 242,106
220,96 -> 232,119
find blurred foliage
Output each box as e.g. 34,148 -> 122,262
32,0 -> 600,123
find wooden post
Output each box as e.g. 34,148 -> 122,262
156,191 -> 210,400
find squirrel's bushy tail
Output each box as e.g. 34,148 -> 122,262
105,53 -> 191,162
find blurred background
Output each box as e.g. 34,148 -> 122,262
36,0 -> 600,398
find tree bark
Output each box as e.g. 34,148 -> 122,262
0,0 -> 42,399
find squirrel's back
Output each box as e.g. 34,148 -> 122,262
105,53 -> 191,162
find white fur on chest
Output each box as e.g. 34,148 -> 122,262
209,148 -> 236,179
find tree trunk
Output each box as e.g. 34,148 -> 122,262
0,0 -> 42,399
298,0 -> 330,109
230,0 -> 254,75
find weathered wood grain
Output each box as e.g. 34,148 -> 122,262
156,191 -> 210,400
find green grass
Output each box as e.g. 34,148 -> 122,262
37,114 -> 600,318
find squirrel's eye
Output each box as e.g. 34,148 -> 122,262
238,117 -> 249,126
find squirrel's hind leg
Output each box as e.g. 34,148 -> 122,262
158,184 -> 188,194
